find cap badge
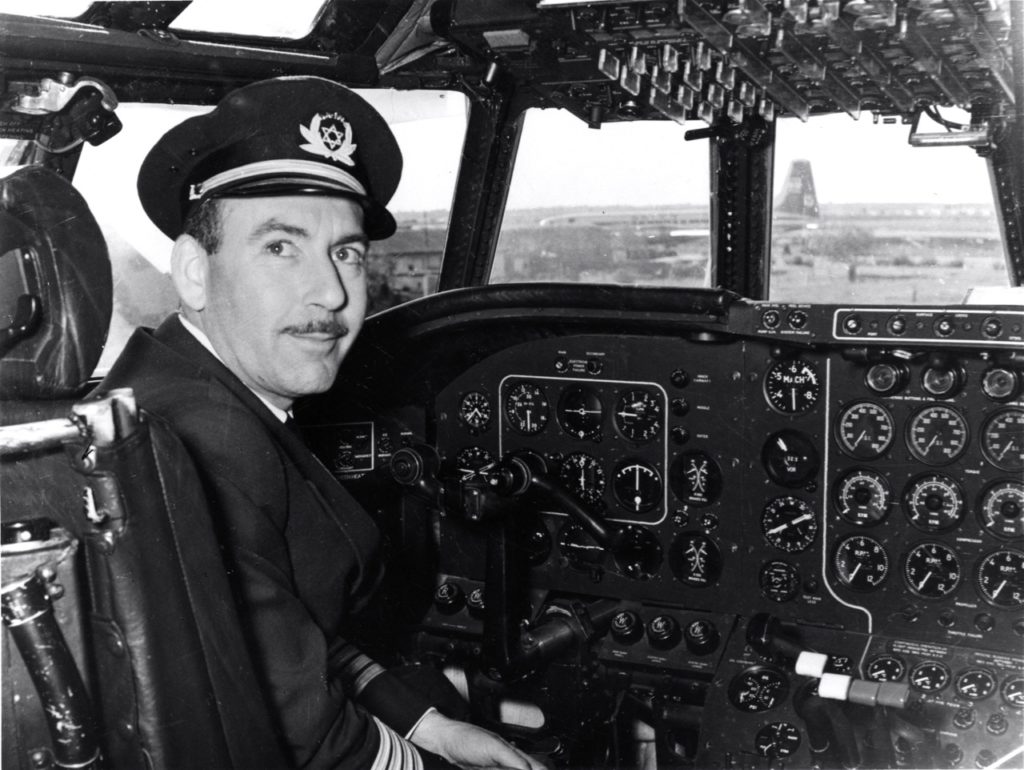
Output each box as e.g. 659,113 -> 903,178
298,112 -> 357,166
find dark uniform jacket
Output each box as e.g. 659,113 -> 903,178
100,315 -> 442,769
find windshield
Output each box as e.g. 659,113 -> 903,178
770,112 -> 1006,305
46,90 -> 468,374
492,108 -> 712,288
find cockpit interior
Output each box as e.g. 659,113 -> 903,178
1,2 -> 1022,769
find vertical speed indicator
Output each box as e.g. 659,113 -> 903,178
764,358 -> 821,414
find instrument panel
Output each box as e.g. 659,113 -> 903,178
433,333 -> 1023,648
309,293 -> 1023,769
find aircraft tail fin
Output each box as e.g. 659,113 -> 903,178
776,159 -> 819,221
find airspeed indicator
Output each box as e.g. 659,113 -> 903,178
504,381 -> 549,435
764,358 -> 821,414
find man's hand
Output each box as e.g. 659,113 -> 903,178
409,709 -> 545,770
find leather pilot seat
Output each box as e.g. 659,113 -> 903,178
0,166 -> 283,768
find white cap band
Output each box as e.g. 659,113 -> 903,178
188,158 -> 368,201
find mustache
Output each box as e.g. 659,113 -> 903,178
281,319 -> 349,336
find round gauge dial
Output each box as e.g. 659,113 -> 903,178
755,722 -> 801,760
981,407 -> 1024,472
760,560 -> 801,602
557,385 -> 604,440
979,481 -> 1024,540
764,358 -> 821,414
906,405 -> 969,465
762,430 -> 819,487
975,549 -> 1024,609
669,451 -> 722,507
1001,676 -> 1024,709
612,525 -> 663,580
668,532 -> 722,588
903,474 -> 965,532
955,669 -> 997,701
903,542 -> 962,599
729,666 -> 789,713
557,521 -> 605,572
614,388 -> 663,443
762,497 -> 818,553
921,365 -> 963,398
455,446 -> 494,473
833,535 -> 889,591
865,362 -> 907,396
982,368 -> 1019,402
504,381 -> 549,435
909,660 -> 951,692
836,401 -> 895,460
558,452 -> 606,507
458,391 -> 492,431
866,654 -> 906,683
835,468 -> 891,526
612,460 -> 663,514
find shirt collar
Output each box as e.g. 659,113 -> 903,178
177,313 -> 292,424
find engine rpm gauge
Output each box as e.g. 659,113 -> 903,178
754,722 -> 801,760
504,381 -> 549,435
458,391 -> 492,431
903,542 -> 962,599
903,474 -> 965,532
981,407 -> 1024,472
762,497 -> 818,553
836,401 -> 895,459
975,549 -> 1024,609
614,388 -> 663,443
835,469 -> 891,526
978,481 -> 1024,541
832,535 -> 889,591
764,358 -> 821,414
906,405 -> 968,465
557,385 -> 604,440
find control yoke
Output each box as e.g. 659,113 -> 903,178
390,447 -> 621,679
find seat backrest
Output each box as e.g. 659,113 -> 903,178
1,167 -> 285,769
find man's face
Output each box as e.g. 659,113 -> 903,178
197,195 -> 369,409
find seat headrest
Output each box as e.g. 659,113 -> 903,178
0,166 -> 112,398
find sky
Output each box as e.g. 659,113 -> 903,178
72,92 -> 998,274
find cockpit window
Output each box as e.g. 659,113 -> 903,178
491,108 -> 711,288
769,112 -> 1006,305
26,90 -> 468,374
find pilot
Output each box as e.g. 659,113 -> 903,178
99,77 -> 542,770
